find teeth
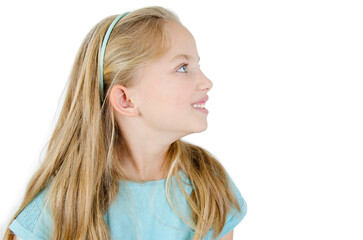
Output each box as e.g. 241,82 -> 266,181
193,103 -> 205,109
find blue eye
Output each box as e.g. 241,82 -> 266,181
177,64 -> 188,73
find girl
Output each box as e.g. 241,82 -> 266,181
3,6 -> 247,240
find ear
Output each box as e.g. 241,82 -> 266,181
109,84 -> 138,117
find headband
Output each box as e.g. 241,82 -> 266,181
99,12 -> 130,103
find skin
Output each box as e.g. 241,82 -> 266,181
220,229 -> 234,240
109,20 -> 213,181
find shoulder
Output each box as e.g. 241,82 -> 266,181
9,189 -> 53,240
218,173 -> 247,239
227,173 -> 247,212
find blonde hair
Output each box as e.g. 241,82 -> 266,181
3,6 -> 242,240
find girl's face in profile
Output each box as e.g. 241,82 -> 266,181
130,20 -> 213,137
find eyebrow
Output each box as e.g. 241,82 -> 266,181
171,54 -> 200,62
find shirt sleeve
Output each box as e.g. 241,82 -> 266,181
217,174 -> 247,239
9,190 -> 53,240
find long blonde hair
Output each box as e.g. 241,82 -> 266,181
3,6 -> 242,240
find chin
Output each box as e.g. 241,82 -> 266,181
193,123 -> 208,133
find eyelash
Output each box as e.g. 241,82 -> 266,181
177,64 -> 188,73
176,63 -> 201,73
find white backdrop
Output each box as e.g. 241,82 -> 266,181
0,0 -> 362,239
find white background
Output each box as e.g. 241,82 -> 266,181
1,0 -> 362,239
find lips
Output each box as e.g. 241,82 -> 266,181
191,96 -> 209,105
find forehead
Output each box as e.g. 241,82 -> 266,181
163,21 -> 198,60
170,54 -> 200,63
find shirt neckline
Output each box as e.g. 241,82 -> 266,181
120,170 -> 184,186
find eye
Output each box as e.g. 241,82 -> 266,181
177,64 -> 188,73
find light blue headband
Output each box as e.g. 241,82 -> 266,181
99,12 -> 130,103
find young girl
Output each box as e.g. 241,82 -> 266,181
3,6 -> 247,240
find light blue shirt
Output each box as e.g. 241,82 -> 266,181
9,170 -> 247,240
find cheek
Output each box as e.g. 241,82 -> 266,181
138,74 -> 194,116
139,85 -> 173,115
168,81 -> 194,103
167,89 -> 194,112
156,83 -> 191,107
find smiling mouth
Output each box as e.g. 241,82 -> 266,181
192,105 -> 209,114
191,96 -> 209,106
192,103 -> 206,109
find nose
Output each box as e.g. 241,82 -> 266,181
199,70 -> 213,92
